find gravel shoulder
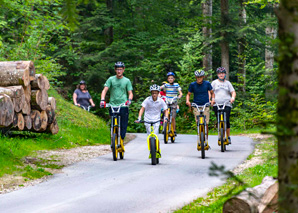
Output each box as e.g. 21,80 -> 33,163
0,134 -> 136,194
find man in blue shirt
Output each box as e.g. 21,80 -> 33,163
186,70 -> 213,148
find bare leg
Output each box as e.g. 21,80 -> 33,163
227,128 -> 230,137
172,118 -> 176,132
206,124 -> 209,140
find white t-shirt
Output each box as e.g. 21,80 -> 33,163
142,96 -> 168,122
211,79 -> 235,107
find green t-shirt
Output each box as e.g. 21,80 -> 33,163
104,76 -> 133,106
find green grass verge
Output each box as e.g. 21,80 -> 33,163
0,89 -> 110,179
175,136 -> 277,212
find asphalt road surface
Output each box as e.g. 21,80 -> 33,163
0,134 -> 254,213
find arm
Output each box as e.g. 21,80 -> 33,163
89,99 -> 95,107
137,107 -> 145,120
186,91 -> 192,107
73,93 -> 80,106
101,86 -> 109,100
209,90 -> 214,105
230,91 -> 236,103
178,90 -> 183,99
128,90 -> 133,101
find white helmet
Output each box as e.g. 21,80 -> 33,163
150,84 -> 160,92
194,69 -> 205,77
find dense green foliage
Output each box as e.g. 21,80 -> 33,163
0,0 -> 277,133
0,89 -> 110,178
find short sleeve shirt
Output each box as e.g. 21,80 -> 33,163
74,89 -> 91,108
161,83 -> 181,98
188,81 -> 212,105
104,76 -> 133,106
211,80 -> 235,107
142,96 -> 168,122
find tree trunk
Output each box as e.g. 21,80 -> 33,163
223,176 -> 278,213
202,0 -> 213,80
277,1 -> 298,211
46,117 -> 59,135
31,74 -> 50,90
104,0 -> 113,46
46,105 -> 55,124
0,61 -> 35,81
0,86 -> 25,112
237,0 -> 246,92
47,97 -> 56,111
22,84 -> 31,114
31,110 -> 42,131
0,65 -> 30,87
220,0 -> 230,80
39,111 -> 48,132
31,89 -> 48,111
24,114 -> 32,130
0,94 -> 14,127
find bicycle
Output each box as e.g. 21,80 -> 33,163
191,102 -> 210,159
214,101 -> 230,152
106,103 -> 126,161
135,120 -> 161,165
163,97 -> 178,144
80,105 -> 92,111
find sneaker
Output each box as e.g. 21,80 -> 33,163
228,137 -> 231,144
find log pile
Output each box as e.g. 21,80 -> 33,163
223,176 -> 278,213
0,61 -> 58,134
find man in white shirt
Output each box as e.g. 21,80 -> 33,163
136,84 -> 168,135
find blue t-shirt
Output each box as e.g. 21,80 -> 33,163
74,89 -> 92,108
188,81 -> 212,105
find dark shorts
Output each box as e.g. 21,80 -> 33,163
109,107 -> 129,139
213,106 -> 232,128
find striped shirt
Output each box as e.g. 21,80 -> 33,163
161,83 -> 182,98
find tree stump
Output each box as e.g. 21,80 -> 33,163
223,176 -> 278,213
46,105 -> 55,124
31,89 -> 48,111
0,63 -> 30,86
31,110 -> 42,131
47,97 -> 56,111
0,94 -> 14,127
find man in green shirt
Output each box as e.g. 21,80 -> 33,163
100,61 -> 133,141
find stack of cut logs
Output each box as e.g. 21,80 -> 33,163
0,61 -> 58,134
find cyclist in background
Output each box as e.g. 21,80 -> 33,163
160,72 -> 183,136
100,61 -> 133,142
186,70 -> 213,146
136,85 -> 168,135
73,80 -> 95,110
211,67 -> 236,144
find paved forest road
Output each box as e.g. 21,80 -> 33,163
0,134 -> 253,213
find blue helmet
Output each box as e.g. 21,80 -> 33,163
79,80 -> 86,85
115,61 -> 125,68
167,72 -> 175,77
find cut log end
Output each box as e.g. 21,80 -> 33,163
0,95 -> 14,127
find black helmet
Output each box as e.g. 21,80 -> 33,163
80,80 -> 86,85
115,61 -> 125,68
216,67 -> 226,74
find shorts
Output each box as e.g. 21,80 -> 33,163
168,102 -> 178,119
145,123 -> 160,135
192,106 -> 210,124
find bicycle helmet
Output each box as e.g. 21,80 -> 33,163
79,80 -> 86,85
162,81 -> 167,85
167,72 -> 175,77
115,61 -> 125,68
194,70 -> 205,77
216,67 -> 226,74
150,84 -> 160,92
